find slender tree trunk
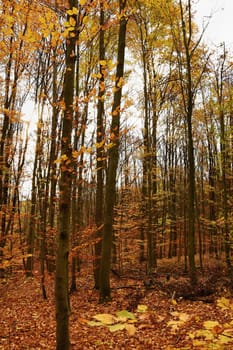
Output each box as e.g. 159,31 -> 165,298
94,0 -> 105,290
70,26 -> 80,292
214,45 -> 232,278
55,1 -> 77,348
26,130 -> 38,275
179,0 -> 197,285
137,17 -> 153,271
0,39 -> 14,273
47,49 -> 60,273
220,109 -> 232,275
99,0 -> 127,302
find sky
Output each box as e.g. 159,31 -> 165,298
195,0 -> 233,47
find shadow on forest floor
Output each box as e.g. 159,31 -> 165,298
111,256 -> 233,307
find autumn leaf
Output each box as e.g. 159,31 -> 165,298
107,59 -> 115,70
69,17 -> 76,27
125,324 -> 136,336
217,297 -> 230,310
92,313 -> 116,325
108,323 -> 125,332
87,321 -> 103,327
117,77 -> 124,88
99,60 -> 107,66
72,150 -> 80,158
67,7 -> 78,16
192,339 -> 209,347
137,304 -> 148,313
106,142 -> 115,149
116,310 -> 136,321
193,329 -> 214,340
83,16 -> 88,25
204,320 -> 221,330
218,334 -> 233,345
79,0 -> 87,6
171,311 -> 190,322
167,319 -> 184,332
94,140 -> 105,148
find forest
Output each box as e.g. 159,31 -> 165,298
1,0 -> 233,349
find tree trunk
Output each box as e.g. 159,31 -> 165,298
99,0 -> 127,302
55,1 -> 77,348
179,0 -> 197,285
94,1 -> 105,289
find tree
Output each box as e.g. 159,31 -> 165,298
0,0 -> 42,275
166,0 -> 209,284
55,1 -> 77,348
213,45 -> 233,279
99,0 -> 127,302
94,0 -> 106,289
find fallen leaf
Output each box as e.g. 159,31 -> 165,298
92,313 -> 116,325
137,304 -> 148,313
108,323 -> 125,332
125,323 -> 136,336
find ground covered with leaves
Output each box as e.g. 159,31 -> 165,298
1,259 -> 233,349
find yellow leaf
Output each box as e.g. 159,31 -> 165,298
72,7 -> 78,15
137,304 -> 148,313
192,339 -> 207,347
125,324 -> 136,336
218,334 -> 233,344
83,16 -> 88,25
167,320 -> 183,332
67,7 -> 78,15
72,150 -> 80,158
69,17 -> 76,27
217,297 -> 230,310
107,60 -> 115,70
79,0 -> 87,5
116,310 -> 136,321
108,323 -> 125,332
194,329 -> 214,340
93,313 -> 115,325
61,154 -> 68,161
117,77 -> 124,88
178,313 -> 190,322
99,60 -> 107,66
112,87 -> 119,93
204,320 -> 220,330
87,321 -> 103,327
94,140 -> 105,149
106,142 -> 115,149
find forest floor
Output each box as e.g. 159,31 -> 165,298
1,257 -> 233,349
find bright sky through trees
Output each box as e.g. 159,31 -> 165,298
196,0 -> 233,46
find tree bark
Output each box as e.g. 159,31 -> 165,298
179,0 -> 197,285
55,1 -> 77,348
99,0 -> 127,302
94,0 -> 105,289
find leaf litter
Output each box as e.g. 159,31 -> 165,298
1,259 -> 233,349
